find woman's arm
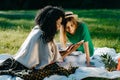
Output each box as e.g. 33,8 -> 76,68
83,42 -> 93,67
60,40 -> 84,59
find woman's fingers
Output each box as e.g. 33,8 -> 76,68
66,44 -> 74,52
76,40 -> 84,45
68,44 -> 79,52
66,40 -> 84,53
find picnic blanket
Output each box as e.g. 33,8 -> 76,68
0,47 -> 120,80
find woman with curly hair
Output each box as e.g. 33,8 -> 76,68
0,6 -> 84,80
14,6 -> 83,69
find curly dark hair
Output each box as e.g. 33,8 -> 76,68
35,6 -> 65,42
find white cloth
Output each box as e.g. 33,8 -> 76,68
0,75 -> 22,80
44,47 -> 120,80
0,47 -> 120,80
14,25 -> 62,69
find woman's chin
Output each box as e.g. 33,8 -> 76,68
70,31 -> 75,35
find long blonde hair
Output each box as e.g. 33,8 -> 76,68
60,16 -> 78,49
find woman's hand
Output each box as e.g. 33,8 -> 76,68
66,40 -> 84,53
86,63 -> 95,67
60,40 -> 84,59
85,61 -> 95,67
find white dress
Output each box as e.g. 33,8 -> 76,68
14,25 -> 63,69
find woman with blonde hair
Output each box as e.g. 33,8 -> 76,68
60,11 -> 94,67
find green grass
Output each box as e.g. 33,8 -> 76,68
72,9 -> 120,53
0,9 -> 120,54
0,9 -> 120,80
0,10 -> 36,54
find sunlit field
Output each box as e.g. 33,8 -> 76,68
0,9 -> 120,54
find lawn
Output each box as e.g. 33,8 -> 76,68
0,9 -> 120,55
0,9 -> 120,80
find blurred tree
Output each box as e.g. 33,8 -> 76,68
0,0 -> 120,10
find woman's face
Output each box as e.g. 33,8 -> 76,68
65,21 -> 77,35
56,17 -> 62,31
